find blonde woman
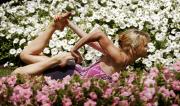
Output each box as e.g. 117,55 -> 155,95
12,12 -> 151,80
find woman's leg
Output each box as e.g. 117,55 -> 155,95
20,12 -> 71,64
12,52 -> 74,75
12,13 -> 73,75
20,22 -> 56,64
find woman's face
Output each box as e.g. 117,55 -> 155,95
136,36 -> 149,57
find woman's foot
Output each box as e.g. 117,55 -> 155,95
53,12 -> 71,31
52,52 -> 75,67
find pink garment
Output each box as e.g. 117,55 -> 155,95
75,61 -> 111,80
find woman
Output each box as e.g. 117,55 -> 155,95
12,12 -> 151,80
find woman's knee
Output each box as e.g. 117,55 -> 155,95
11,67 -> 23,75
19,52 -> 29,62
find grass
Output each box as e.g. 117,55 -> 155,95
0,67 -> 15,77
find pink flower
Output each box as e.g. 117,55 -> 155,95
112,97 -> 120,106
121,92 -> 131,97
172,104 -> 179,106
146,103 -> 153,106
158,86 -> 170,98
149,67 -> 159,78
84,99 -> 97,106
103,88 -> 113,98
45,77 -> 64,90
172,61 -> 180,72
10,83 -> 32,105
120,87 -> 132,97
36,91 -> 51,104
162,68 -> 172,80
89,92 -> 97,100
0,80 -> 3,87
74,87 -> 83,100
144,78 -> 156,87
62,75 -> 71,85
111,72 -> 120,82
62,96 -> 72,106
43,103 -> 51,106
127,74 -> 135,84
139,87 -> 155,102
172,80 -> 180,91
169,90 -> 176,98
6,75 -> 17,87
82,80 -> 91,89
119,100 -> 129,106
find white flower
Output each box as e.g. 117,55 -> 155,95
100,0 -> 106,4
175,32 -> 180,39
94,51 -> 102,57
17,27 -> 24,35
148,55 -> 156,62
52,34 -> 58,41
4,62 -> 9,67
171,29 -> 176,34
43,48 -> 50,54
8,27 -> 16,34
9,63 -> 14,66
85,52 -> 94,61
19,39 -> 26,45
174,52 -> 180,58
160,26 -> 168,33
142,59 -> 152,68
145,60 -> 153,68
9,49 -> 16,55
63,44 -> 73,51
82,0 -> 87,4
49,40 -> 55,48
0,33 -> 5,37
155,33 -> 166,41
13,38 -> 19,44
154,50 -> 163,59
68,39 -> 75,45
170,42 -> 178,49
51,48 -> 58,56
147,43 -> 156,53
168,35 -> 176,40
16,48 -> 22,54
6,35 -> 11,39
55,29 -> 66,38
55,40 -> 62,48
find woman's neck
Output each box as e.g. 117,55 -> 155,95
123,49 -> 139,66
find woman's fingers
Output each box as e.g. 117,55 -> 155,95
62,12 -> 71,19
70,50 -> 82,64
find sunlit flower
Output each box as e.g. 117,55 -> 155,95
9,49 -> 16,55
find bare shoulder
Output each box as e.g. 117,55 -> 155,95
115,49 -> 128,64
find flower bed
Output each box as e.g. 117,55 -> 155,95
0,61 -> 179,106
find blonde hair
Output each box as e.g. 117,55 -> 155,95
118,29 -> 151,55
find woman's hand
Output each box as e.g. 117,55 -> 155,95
53,12 -> 71,31
70,48 -> 83,64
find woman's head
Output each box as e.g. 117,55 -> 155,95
118,29 -> 151,57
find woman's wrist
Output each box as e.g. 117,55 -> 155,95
49,22 -> 58,30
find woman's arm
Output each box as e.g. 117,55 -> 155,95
67,20 -> 105,54
71,28 -> 125,64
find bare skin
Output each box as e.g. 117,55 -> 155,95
11,12 -> 106,75
70,28 -> 149,75
12,12 -> 149,76
12,13 -> 74,75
